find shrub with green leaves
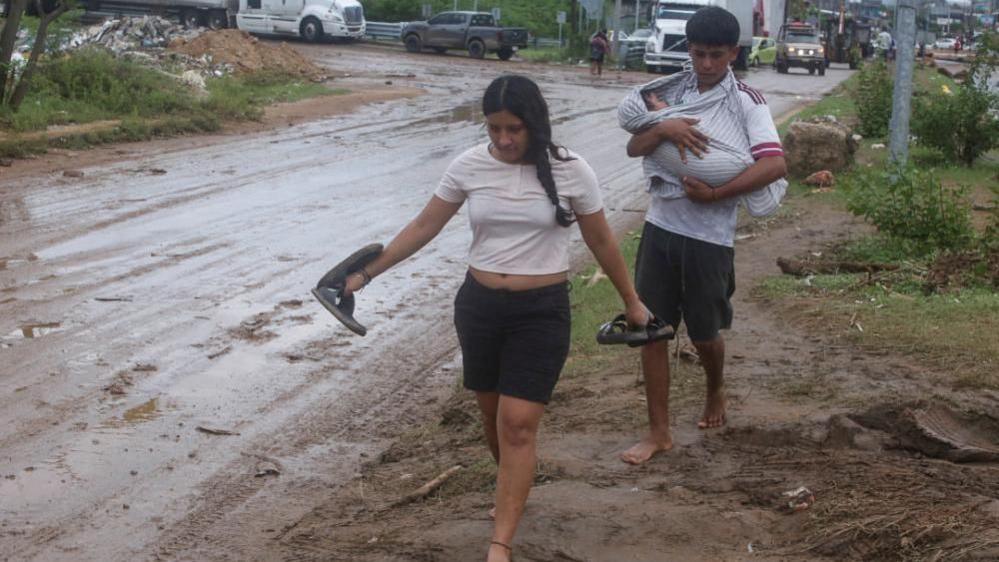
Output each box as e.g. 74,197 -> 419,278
843,166 -> 974,254
851,60 -> 893,138
912,68 -> 999,167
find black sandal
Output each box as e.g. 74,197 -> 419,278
596,314 -> 675,347
311,243 -> 383,336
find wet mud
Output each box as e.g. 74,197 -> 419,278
0,42 -> 921,562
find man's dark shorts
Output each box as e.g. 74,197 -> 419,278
634,222 -> 735,342
453,272 -> 571,405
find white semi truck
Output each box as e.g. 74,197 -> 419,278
236,0 -> 364,43
644,0 -> 757,73
82,0 -> 365,42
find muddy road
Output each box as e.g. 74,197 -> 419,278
0,42 -> 853,561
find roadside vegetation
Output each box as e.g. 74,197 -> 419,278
1,12 -> 343,158
763,40 -> 999,391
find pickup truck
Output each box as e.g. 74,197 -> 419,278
401,11 -> 528,61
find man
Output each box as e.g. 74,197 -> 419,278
619,6 -> 787,465
878,27 -> 893,60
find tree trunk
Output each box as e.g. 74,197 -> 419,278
0,0 -> 30,102
9,0 -> 67,110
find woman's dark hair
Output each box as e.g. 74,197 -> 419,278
482,75 -> 575,227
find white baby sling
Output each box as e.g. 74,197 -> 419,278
618,71 -> 786,217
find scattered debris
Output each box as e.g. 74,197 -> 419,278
132,363 -> 158,372
849,312 -> 864,332
871,143 -> 886,150
103,371 -> 134,395
63,16 -> 201,54
63,169 -> 84,178
94,296 -> 133,302
255,463 -> 281,478
782,486 -> 815,513
803,170 -> 835,188
391,465 -> 463,508
169,29 -> 328,81
777,257 -> 899,277
195,426 -> 240,436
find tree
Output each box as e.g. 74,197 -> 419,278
1,0 -> 71,110
1,0 -> 30,100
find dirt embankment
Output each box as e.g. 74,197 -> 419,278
266,197 -> 999,562
168,29 -> 328,81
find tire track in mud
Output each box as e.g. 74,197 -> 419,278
147,324 -> 463,561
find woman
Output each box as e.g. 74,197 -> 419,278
590,30 -> 610,77
343,75 -> 647,562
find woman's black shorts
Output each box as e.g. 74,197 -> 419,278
453,272 -> 571,405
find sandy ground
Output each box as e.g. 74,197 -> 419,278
1,39 -> 996,562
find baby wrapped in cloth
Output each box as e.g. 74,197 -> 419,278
618,71 -> 786,217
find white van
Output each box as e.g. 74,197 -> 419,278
236,0 -> 365,43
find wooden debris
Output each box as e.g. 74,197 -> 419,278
196,426 -> 240,436
777,257 -> 899,277
391,465 -> 463,508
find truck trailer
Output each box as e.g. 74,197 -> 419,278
81,0 -> 365,42
644,0 -> 760,73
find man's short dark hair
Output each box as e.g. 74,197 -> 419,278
686,6 -> 740,47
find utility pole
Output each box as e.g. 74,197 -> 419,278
888,0 -> 918,165
613,0 -> 623,54
635,0 -> 641,32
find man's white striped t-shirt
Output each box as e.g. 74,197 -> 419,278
645,70 -> 783,247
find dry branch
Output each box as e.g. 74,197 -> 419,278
777,257 -> 899,277
391,465 -> 463,508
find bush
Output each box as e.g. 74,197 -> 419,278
843,165 -> 974,253
912,68 -> 999,167
912,88 -> 999,167
851,60 -> 893,138
2,48 -> 199,131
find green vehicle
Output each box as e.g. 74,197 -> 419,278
750,36 -> 776,67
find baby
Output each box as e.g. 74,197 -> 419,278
642,90 -> 670,111
623,81 -> 786,217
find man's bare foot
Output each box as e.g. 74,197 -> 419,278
698,392 -> 727,429
620,434 -> 673,465
486,541 -> 512,562
488,506 -> 496,519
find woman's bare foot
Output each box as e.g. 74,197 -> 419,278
697,392 -> 727,429
620,433 -> 673,465
486,540 -> 512,562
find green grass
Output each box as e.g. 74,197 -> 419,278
562,231 -> 642,378
754,277 -> 998,389
0,49 -> 344,156
760,60 -> 999,391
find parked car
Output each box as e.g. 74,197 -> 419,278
401,11 -> 528,60
933,37 -> 957,50
750,36 -> 776,67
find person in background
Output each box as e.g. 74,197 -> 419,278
590,29 -> 610,77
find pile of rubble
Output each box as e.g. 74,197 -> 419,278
169,29 -> 327,81
63,16 -> 202,53
12,16 -> 329,89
